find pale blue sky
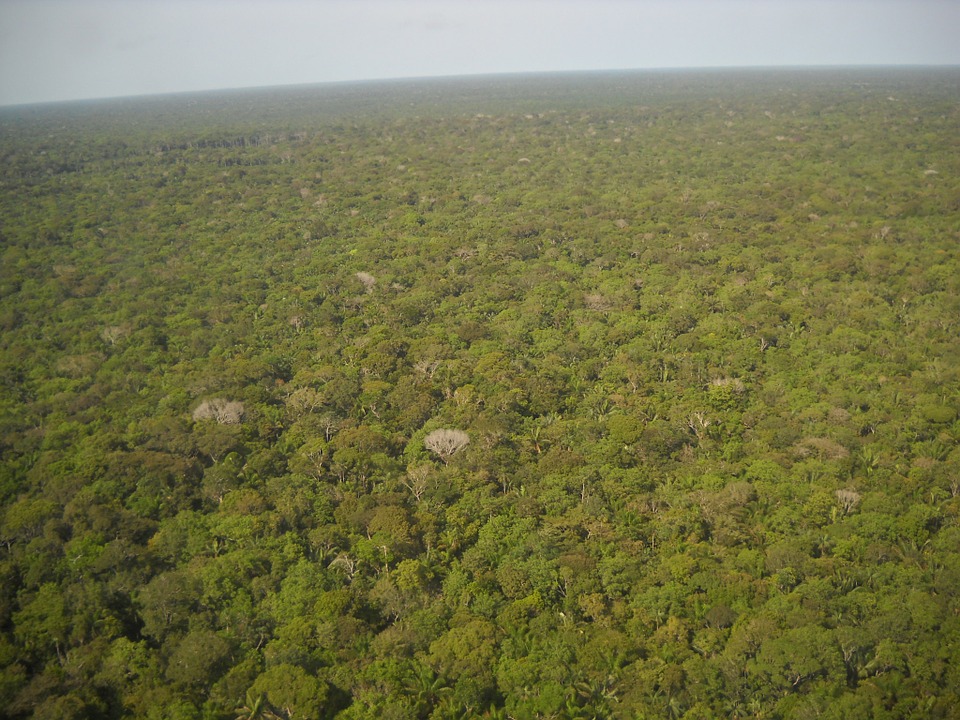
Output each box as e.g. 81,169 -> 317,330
1,0 -> 957,106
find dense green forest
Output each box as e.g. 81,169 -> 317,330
1,68 -> 959,719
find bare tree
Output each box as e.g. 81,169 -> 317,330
284,386 -> 325,418
687,412 -> 712,444
835,489 -> 862,515
356,271 -> 376,293
328,552 -> 357,580
193,398 -> 245,425
401,464 -> 434,502
101,324 -> 130,346
423,428 -> 470,464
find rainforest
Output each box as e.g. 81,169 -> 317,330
1,68 -> 959,719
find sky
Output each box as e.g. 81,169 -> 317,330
0,0 -> 958,106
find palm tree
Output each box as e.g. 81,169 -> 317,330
409,663 -> 451,714
235,690 -> 283,720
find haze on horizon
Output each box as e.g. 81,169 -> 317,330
1,0 -> 958,107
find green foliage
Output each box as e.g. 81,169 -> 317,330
2,68 -> 959,718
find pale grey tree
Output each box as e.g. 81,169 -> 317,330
193,398 -> 245,425
423,428 -> 469,464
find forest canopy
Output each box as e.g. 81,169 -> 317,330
1,68 -> 959,719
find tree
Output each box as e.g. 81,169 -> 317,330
234,690 -> 283,720
248,664 -> 330,720
835,489 -> 862,515
12,583 -> 69,658
193,399 -> 245,425
750,626 -> 844,694
165,629 -> 233,690
424,429 -> 470,464
355,271 -> 376,293
137,570 -> 202,642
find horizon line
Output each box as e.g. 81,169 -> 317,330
3,62 -> 958,110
